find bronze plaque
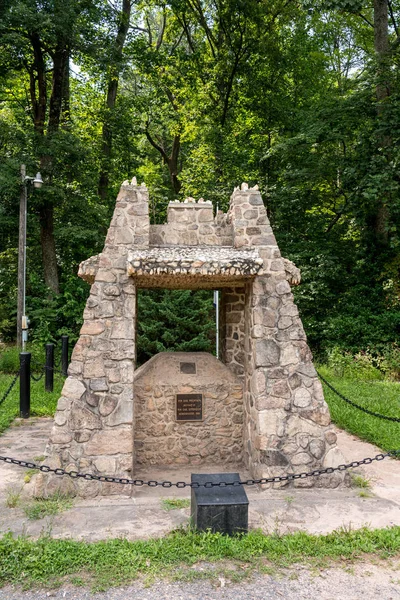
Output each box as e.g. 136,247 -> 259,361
180,362 -> 196,374
176,394 -> 203,421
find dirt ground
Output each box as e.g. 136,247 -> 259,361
0,560 -> 399,600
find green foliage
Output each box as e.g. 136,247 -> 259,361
0,0 -> 400,359
137,289 -> 215,365
23,494 -> 74,521
0,374 -> 63,434
0,343 -> 49,373
319,366 -> 400,451
0,527 -> 400,589
326,347 -> 384,380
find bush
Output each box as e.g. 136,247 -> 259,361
326,347 -> 383,381
325,344 -> 400,381
0,343 -> 47,373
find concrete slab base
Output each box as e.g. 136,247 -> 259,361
0,417 -> 399,541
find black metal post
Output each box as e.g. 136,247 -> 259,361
19,352 -> 31,418
45,343 -> 54,392
61,335 -> 69,377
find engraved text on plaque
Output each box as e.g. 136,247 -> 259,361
176,394 -> 203,421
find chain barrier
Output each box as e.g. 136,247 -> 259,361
46,365 -> 65,376
317,371 -> 400,423
30,364 -> 64,378
30,369 -> 45,382
0,372 -> 20,408
1,449 -> 399,488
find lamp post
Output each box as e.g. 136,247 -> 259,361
17,165 -> 43,349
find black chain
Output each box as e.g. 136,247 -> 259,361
45,365 -> 65,376
318,371 -> 400,423
30,369 -> 45,382
0,372 -> 20,407
0,449 -> 399,487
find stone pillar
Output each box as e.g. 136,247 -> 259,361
229,184 -> 344,487
220,288 -> 246,379
35,180 -> 149,497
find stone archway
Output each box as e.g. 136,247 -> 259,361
35,180 -> 344,498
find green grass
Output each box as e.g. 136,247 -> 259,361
23,494 -> 74,520
319,366 -> 400,453
162,498 -> 191,511
0,374 -> 63,435
0,526 -> 399,591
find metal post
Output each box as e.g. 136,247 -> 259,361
45,343 -> 54,392
61,335 -> 69,377
19,352 -> 31,418
17,165 -> 27,348
214,290 -> 219,359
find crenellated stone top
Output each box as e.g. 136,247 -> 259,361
78,179 -> 301,288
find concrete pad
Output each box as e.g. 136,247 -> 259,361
0,417 -> 399,541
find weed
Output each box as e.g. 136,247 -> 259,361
350,473 -> 371,490
24,469 -> 39,484
5,486 -> 22,508
162,498 -> 191,511
33,456 -> 46,463
358,490 -> 373,498
23,494 -> 74,520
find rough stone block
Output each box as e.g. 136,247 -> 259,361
63,377 -> 86,400
85,429 -> 132,455
255,340 -> 280,367
70,405 -> 101,430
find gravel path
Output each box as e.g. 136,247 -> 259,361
0,562 -> 399,600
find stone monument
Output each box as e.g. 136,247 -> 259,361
35,179 -> 344,497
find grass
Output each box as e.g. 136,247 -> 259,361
5,486 -> 22,508
162,498 -> 191,511
22,494 -> 74,520
350,474 -> 371,489
319,366 -> 400,453
0,373 -> 63,435
349,473 -> 373,498
0,526 -> 399,591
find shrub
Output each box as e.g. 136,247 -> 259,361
326,347 -> 383,381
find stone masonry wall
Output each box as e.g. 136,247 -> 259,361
227,185 -> 344,487
149,199 -> 233,246
220,287 -> 246,379
133,353 -> 243,466
35,180 -> 150,498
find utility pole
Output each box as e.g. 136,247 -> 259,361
17,164 -> 27,347
17,166 -> 43,348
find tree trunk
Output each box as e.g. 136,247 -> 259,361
373,0 -> 390,243
38,43 -> 70,294
39,205 -> 59,294
168,135 -> 182,194
98,0 -> 131,202
61,48 -> 70,127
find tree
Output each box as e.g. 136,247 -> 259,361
0,0 -> 91,293
98,0 -> 132,203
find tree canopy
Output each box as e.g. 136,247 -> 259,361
1,0 -> 400,360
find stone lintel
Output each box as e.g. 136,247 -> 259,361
126,247 -> 263,289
